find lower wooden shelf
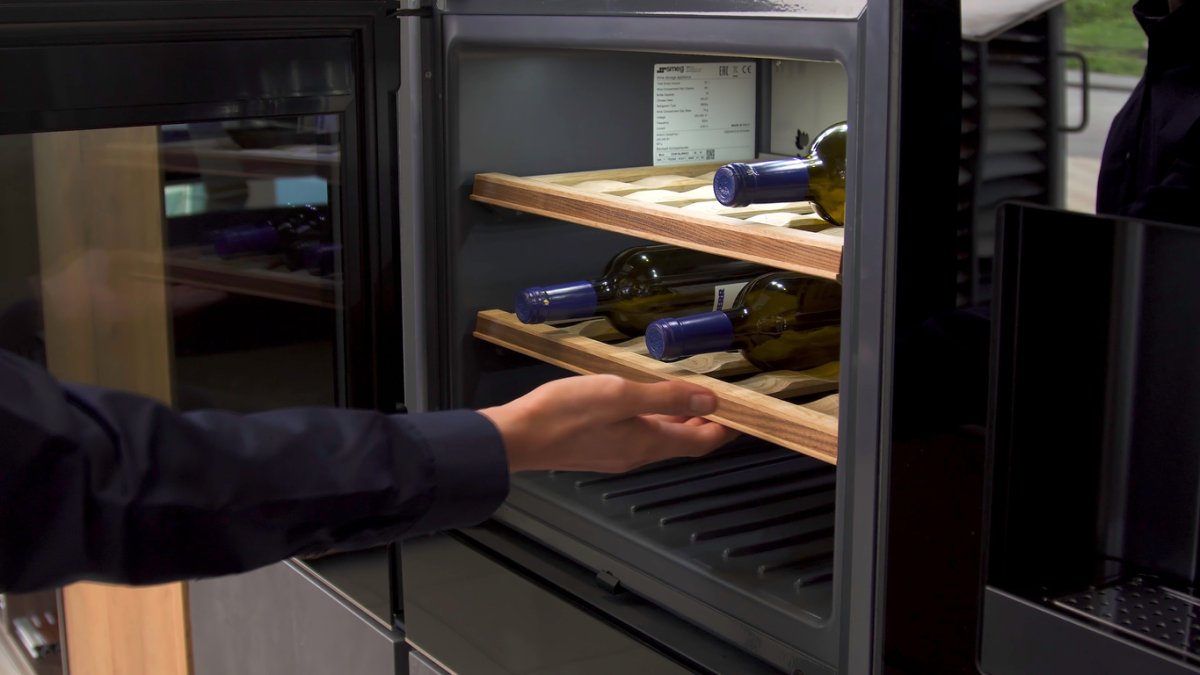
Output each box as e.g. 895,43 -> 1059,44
165,247 -> 337,309
474,310 -> 840,464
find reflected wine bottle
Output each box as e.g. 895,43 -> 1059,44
211,204 -> 337,277
276,204 -> 334,274
297,242 -> 340,277
212,225 -> 279,258
645,272 -> 841,371
514,244 -> 773,336
713,122 -> 848,226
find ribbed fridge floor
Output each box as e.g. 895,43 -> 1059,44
506,439 -> 837,637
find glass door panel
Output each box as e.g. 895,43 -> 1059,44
0,115 -> 345,409
156,116 -> 344,411
0,115 -> 346,674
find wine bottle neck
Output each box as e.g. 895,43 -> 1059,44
645,311 -> 735,360
713,157 -> 818,207
213,225 -> 280,258
515,280 -> 600,323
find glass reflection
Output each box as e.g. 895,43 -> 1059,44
0,114 -> 344,413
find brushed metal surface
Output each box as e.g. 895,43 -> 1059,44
189,561 -> 400,675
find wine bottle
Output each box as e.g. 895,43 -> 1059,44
514,245 -> 773,336
211,205 -> 337,277
298,242 -> 340,277
212,225 -> 279,258
275,204 -> 333,271
645,272 -> 841,371
712,122 -> 848,225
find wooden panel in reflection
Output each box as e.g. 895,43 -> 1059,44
33,127 -> 190,675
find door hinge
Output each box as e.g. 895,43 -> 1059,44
386,0 -> 432,17
595,570 -> 624,595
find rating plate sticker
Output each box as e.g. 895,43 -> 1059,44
653,62 -> 756,166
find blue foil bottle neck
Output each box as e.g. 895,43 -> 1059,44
645,312 -> 735,361
302,243 -> 340,277
713,158 -> 815,207
212,226 -> 280,258
515,281 -> 600,324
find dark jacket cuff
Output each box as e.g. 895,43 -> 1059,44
399,410 -> 510,535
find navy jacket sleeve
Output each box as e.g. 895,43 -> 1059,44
0,350 -> 510,592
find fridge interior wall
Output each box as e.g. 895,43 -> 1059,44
423,18 -> 858,671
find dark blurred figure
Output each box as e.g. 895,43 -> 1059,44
1097,0 -> 1199,226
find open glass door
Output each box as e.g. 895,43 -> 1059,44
0,114 -> 352,675
0,5 -> 401,672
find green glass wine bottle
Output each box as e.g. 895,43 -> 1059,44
713,121 -> 848,226
645,272 -> 841,371
514,244 -> 772,336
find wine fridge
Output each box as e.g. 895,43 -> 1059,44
396,1 -> 966,673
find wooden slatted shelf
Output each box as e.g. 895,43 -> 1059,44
165,246 -> 338,309
160,140 -> 340,181
474,310 -> 840,464
471,162 -> 844,281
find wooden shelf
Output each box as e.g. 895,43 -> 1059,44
158,141 -> 340,181
474,310 -> 840,464
471,163 -> 845,461
109,139 -> 340,182
471,162 -> 843,281
165,247 -> 337,309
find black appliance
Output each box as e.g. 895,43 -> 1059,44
980,204 -> 1200,675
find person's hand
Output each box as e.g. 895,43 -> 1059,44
480,374 -> 737,474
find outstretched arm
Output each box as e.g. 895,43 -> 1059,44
0,350 -> 509,591
0,351 -> 732,592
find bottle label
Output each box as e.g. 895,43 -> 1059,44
713,281 -> 750,311
653,62 -> 756,166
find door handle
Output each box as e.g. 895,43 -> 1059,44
1059,50 -> 1091,133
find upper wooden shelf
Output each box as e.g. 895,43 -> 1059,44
475,310 -> 840,464
157,140 -> 340,182
471,162 -> 843,281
